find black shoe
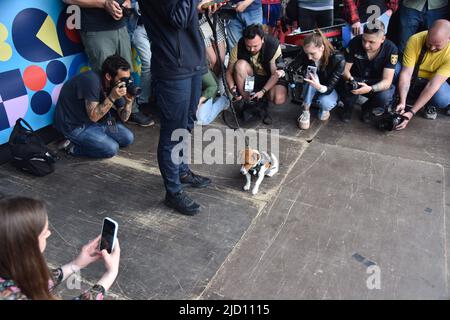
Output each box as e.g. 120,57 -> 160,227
423,105 -> 437,120
180,170 -> 211,188
341,108 -> 352,123
56,139 -> 74,154
128,112 -> 155,127
164,191 -> 201,215
360,111 -> 371,123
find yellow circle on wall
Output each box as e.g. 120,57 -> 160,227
0,23 -> 13,62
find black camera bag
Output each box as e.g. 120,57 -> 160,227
8,118 -> 56,177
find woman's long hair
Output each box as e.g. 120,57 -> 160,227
303,29 -> 335,70
0,197 -> 54,300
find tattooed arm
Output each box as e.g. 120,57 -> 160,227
118,95 -> 134,122
85,98 -> 115,123
85,81 -> 127,122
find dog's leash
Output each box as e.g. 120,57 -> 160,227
205,12 -> 249,148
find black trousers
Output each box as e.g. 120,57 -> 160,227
298,8 -> 334,31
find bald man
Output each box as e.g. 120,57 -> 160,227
395,19 -> 450,130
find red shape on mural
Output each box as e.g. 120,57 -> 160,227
23,65 -> 47,91
64,23 -> 81,44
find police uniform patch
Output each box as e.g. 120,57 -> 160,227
390,54 -> 398,65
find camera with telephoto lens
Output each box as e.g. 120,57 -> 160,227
117,77 -> 141,97
376,112 -> 407,131
345,79 -> 362,91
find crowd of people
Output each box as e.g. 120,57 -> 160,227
1,0 -> 449,300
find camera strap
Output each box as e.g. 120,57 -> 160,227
410,44 -> 427,91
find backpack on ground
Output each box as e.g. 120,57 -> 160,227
8,118 -> 56,177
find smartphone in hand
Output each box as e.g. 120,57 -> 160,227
307,65 -> 317,77
99,217 -> 118,254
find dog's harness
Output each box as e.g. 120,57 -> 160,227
249,153 -> 272,176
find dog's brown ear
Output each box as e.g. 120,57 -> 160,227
251,151 -> 260,164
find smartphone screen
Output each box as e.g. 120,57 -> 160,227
100,218 -> 118,254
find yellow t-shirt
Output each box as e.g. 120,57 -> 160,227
229,45 -> 282,76
403,31 -> 450,80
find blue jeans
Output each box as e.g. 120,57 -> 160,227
429,81 -> 450,109
301,83 -> 339,118
66,122 -> 134,158
226,8 -> 263,50
131,25 -> 152,105
398,4 -> 449,54
154,75 -> 202,195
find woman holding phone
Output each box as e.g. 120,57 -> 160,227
293,29 -> 345,130
0,197 -> 120,300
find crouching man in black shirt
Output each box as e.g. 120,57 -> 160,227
54,55 -> 134,158
340,21 -> 399,123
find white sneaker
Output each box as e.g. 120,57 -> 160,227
319,110 -> 330,121
297,111 -> 310,130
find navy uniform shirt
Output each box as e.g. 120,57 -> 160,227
345,34 -> 399,85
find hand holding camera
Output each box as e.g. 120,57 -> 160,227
250,90 -> 265,101
348,80 -> 372,95
105,0 -> 123,20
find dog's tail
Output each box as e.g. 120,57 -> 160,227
266,153 -> 279,177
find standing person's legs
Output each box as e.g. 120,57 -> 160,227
226,14 -> 245,51
316,9 -> 334,28
242,7 -> 263,27
298,7 -> 317,31
154,77 -> 192,195
80,30 -> 118,73
117,26 -> 141,115
180,74 -> 202,176
131,25 -> 152,106
398,5 -> 422,55
424,5 -> 449,28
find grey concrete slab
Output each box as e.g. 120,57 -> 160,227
0,159 -> 263,300
202,141 -> 448,299
315,110 -> 450,168
120,122 -> 308,200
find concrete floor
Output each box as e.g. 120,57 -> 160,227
1,100 -> 449,300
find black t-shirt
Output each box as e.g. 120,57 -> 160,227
54,71 -> 104,136
345,35 -> 398,84
81,8 -> 126,32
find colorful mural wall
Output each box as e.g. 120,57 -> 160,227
0,0 -> 89,145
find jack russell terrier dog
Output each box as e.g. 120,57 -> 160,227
240,148 -> 279,195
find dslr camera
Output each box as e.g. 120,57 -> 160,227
345,78 -> 362,91
117,77 -> 141,98
376,112 -> 407,131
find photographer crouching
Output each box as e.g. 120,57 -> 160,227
225,24 -> 288,124
53,55 -> 135,158
340,21 -> 399,124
